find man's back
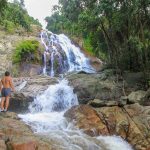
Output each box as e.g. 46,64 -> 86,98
0,71 -> 15,112
1,76 -> 12,88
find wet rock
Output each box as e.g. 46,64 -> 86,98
65,104 -> 150,150
64,105 -> 109,136
10,76 -> 58,112
0,111 -> 53,150
9,141 -> 37,150
98,104 -> 150,149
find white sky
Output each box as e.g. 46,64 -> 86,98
24,0 -> 59,28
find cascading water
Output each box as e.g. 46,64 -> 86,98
18,30 -> 132,149
40,30 -> 95,76
19,79 -> 133,150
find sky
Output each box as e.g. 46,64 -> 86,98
24,0 -> 59,28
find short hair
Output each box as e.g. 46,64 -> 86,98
5,71 -> 10,76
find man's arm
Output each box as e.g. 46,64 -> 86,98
9,77 -> 15,92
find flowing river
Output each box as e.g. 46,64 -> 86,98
19,30 -> 133,150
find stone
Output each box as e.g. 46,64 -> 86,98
96,104 -> 150,150
64,104 -> 150,149
0,111 -> 54,150
117,96 -> 128,106
64,105 -> 109,136
89,99 -> 119,107
68,73 -> 123,105
11,141 -> 37,150
128,90 -> 147,104
89,99 -> 106,107
0,140 -> 7,150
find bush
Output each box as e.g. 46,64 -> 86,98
3,20 -> 15,33
13,40 -> 39,64
83,37 -> 94,55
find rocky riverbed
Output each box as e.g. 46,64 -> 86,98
0,70 -> 149,150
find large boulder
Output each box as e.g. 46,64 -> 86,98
64,104 -> 150,150
68,73 -> 124,105
127,90 -> 147,104
97,104 -> 150,150
64,105 -> 109,136
0,112 -> 54,150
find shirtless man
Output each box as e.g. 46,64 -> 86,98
0,71 -> 15,112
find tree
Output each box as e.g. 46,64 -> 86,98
1,1 -> 41,31
0,0 -> 7,16
46,0 -> 150,74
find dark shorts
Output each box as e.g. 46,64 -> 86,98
1,88 -> 11,97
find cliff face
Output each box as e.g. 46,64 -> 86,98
0,26 -> 41,77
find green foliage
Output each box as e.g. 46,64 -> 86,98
3,20 -> 15,33
0,1 -> 41,32
83,37 -> 94,55
45,0 -> 150,75
0,0 -> 7,15
13,40 -> 39,64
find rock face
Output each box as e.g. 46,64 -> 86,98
11,71 -> 150,112
0,31 -> 41,77
64,105 -> 109,136
0,112 -> 54,150
68,71 -> 150,107
65,104 -> 150,150
68,72 -> 124,105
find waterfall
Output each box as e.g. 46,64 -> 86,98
19,79 -> 133,150
29,79 -> 78,113
40,30 -> 95,76
18,29 -> 132,149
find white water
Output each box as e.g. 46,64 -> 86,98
19,79 -> 133,150
40,30 -> 95,76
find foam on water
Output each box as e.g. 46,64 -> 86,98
19,79 -> 133,150
28,79 -> 78,113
